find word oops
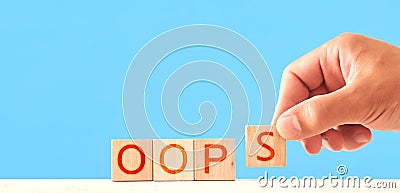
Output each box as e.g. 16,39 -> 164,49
111,126 -> 286,181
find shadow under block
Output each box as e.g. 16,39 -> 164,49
112,140 -> 153,181
245,125 -> 286,167
194,139 -> 235,181
153,139 -> 194,181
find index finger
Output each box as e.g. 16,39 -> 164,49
272,34 -> 351,124
272,46 -> 325,124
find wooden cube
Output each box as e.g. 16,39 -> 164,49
245,125 -> 286,167
194,139 -> 235,181
111,140 -> 153,181
153,139 -> 194,181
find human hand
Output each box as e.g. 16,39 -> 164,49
273,33 -> 400,154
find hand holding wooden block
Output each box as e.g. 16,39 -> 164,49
245,125 -> 286,167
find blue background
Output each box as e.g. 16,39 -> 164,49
1,0 -> 399,179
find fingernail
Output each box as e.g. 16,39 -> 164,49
299,139 -> 305,146
321,138 -> 331,149
354,132 -> 369,143
278,115 -> 301,138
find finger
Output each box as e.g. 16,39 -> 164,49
272,48 -> 325,124
321,129 -> 344,151
337,124 -> 372,151
309,84 -> 328,98
276,86 -> 361,140
299,135 -> 322,155
272,38 -> 346,125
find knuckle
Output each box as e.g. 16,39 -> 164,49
337,32 -> 355,39
333,33 -> 367,66
333,33 -> 367,51
336,32 -> 361,44
336,33 -> 361,47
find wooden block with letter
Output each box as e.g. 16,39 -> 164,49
245,125 -> 286,167
194,139 -> 235,181
111,139 -> 153,181
153,139 -> 194,181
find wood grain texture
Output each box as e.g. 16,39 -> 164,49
245,125 -> 286,167
153,139 -> 194,181
111,140 -> 153,181
194,139 -> 235,181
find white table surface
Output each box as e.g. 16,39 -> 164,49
0,179 -> 398,193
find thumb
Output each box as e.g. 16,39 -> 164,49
276,86 -> 361,140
